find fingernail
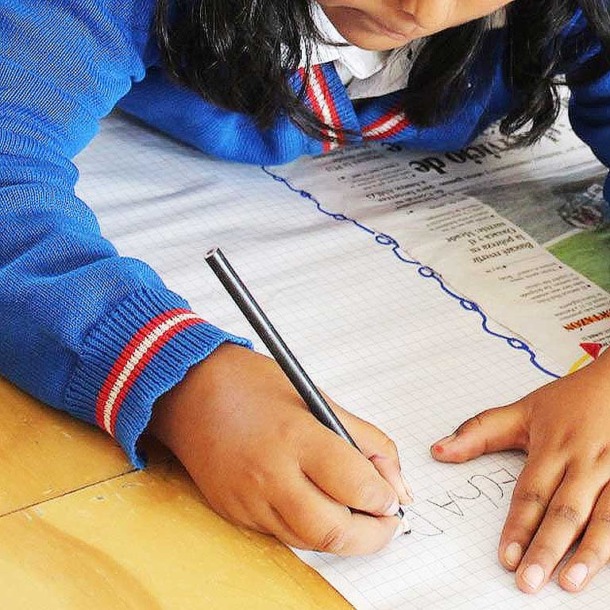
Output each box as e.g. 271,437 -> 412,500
434,433 -> 457,451
392,515 -> 411,539
392,521 -> 404,539
384,498 -> 401,517
522,564 -> 545,590
504,542 -> 523,568
401,476 -> 414,503
564,563 -> 588,589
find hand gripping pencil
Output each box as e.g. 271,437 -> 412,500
205,247 -> 405,522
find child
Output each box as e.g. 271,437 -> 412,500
1,0 -> 609,594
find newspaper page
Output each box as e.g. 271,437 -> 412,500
271,101 -> 610,373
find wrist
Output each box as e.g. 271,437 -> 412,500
147,342 -> 253,455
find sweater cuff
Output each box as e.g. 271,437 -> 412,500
64,287 -> 252,468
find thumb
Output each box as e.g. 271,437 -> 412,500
430,404 -> 527,463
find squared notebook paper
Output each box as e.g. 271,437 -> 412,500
73,113 -> 609,610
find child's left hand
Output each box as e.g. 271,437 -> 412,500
431,348 -> 610,594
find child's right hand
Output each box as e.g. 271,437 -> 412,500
148,343 -> 412,555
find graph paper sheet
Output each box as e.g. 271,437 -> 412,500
73,113 -> 610,610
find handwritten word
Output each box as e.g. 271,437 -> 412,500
406,467 -> 517,538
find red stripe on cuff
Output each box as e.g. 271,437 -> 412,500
95,309 -> 205,436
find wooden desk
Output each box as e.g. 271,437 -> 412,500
0,378 -> 350,609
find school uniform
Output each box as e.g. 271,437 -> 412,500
0,0 -> 608,464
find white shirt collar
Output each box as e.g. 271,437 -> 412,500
306,5 -> 389,80
303,5 -> 416,99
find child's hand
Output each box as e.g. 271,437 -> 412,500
149,343 -> 412,555
431,348 -> 610,593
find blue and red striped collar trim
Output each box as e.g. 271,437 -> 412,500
294,62 -> 412,151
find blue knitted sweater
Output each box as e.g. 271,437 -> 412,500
1,1 -> 609,466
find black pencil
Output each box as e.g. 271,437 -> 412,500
205,246 -> 405,521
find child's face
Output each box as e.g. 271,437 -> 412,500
318,0 -> 514,50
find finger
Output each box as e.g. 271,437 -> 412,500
274,472 -> 404,555
511,465 -> 600,593
559,482 -> 610,592
369,453 -> 413,505
300,424 -> 401,517
201,464 -> 404,553
430,404 -> 527,463
497,457 -> 565,580
335,405 -> 413,504
229,475 -> 406,553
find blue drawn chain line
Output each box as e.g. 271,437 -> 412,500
260,165 -> 560,379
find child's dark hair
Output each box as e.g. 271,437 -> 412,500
155,0 -> 610,145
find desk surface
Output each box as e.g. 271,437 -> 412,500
0,377 -> 350,609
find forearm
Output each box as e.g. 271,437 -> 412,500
0,0 -> 253,465
0,162 -> 251,464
